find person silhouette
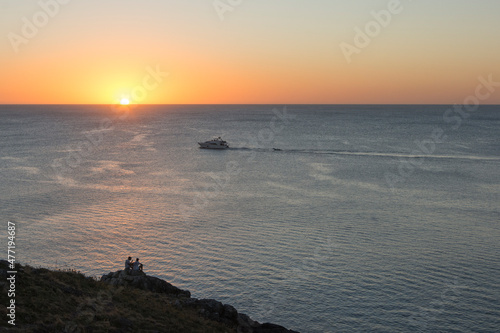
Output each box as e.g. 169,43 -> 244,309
125,256 -> 132,271
133,258 -> 143,271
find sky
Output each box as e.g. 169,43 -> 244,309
0,0 -> 499,104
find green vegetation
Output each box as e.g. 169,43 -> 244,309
0,263 -> 235,332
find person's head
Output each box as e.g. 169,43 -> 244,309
128,256 -> 132,260
136,258 -> 139,261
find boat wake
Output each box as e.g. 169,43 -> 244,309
229,147 -> 500,161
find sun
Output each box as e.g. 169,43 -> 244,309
120,98 -> 130,105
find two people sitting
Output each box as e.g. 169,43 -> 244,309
125,256 -> 143,272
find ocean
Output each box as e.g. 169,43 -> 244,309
1,104 -> 499,332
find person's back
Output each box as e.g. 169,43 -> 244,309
133,258 -> 141,271
125,256 -> 132,270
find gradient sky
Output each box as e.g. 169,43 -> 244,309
1,0 -> 499,104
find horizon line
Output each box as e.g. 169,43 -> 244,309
1,103 -> 499,106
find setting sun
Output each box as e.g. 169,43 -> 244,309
120,98 -> 130,105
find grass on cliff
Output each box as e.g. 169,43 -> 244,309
0,263 -> 236,332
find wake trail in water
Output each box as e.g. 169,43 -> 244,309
229,147 -> 500,161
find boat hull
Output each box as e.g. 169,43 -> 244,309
198,142 -> 229,149
198,137 -> 229,149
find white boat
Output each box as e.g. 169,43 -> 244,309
198,137 -> 229,149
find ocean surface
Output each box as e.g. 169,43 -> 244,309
1,104 -> 499,332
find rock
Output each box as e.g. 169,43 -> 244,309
253,323 -> 301,333
224,304 -> 238,321
237,313 -> 259,333
183,298 -> 240,326
100,269 -> 300,332
236,314 -> 300,333
101,270 -> 190,298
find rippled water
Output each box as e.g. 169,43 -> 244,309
1,104 -> 499,332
